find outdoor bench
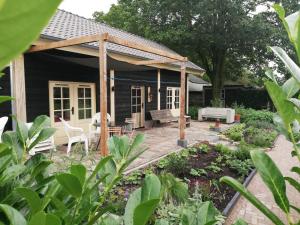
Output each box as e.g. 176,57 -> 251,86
198,107 -> 235,124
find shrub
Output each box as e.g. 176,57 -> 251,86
223,124 -> 245,141
234,141 -> 252,160
164,153 -> 190,177
244,126 -> 277,147
188,106 -> 199,120
245,120 -> 276,130
215,144 -> 233,155
235,106 -> 274,125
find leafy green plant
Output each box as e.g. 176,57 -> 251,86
2,115 -> 56,162
226,158 -> 253,179
164,153 -> 190,177
188,106 -> 199,120
190,168 -> 208,177
206,163 -> 222,173
198,143 -> 210,154
223,124 -> 246,142
244,126 -> 277,147
221,6 -> 300,225
215,143 -> 233,155
234,141 -> 252,160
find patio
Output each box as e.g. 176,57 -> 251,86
46,121 -> 232,173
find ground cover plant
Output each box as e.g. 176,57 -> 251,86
223,107 -> 278,148
111,142 -> 254,217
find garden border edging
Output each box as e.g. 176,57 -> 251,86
222,169 -> 257,216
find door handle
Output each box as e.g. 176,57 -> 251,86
142,103 -> 144,108
71,107 -> 74,115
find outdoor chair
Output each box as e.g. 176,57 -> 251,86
26,122 -> 56,155
60,118 -> 89,155
88,112 -> 111,144
0,116 -> 8,142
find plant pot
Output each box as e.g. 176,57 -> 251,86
234,114 -> 241,123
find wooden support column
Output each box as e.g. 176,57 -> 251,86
99,39 -> 109,156
186,74 -> 189,114
178,63 -> 187,147
110,69 -> 115,126
11,55 -> 27,124
157,69 -> 161,110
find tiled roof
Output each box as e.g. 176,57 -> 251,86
41,9 -> 204,73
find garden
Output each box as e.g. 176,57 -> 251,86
2,1 -> 300,225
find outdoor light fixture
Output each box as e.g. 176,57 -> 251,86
111,86 -> 115,92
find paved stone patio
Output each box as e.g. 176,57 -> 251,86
225,135 -> 300,225
46,121 -> 231,173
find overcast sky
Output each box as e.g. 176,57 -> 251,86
59,0 -> 117,18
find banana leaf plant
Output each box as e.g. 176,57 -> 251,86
221,5 -> 300,225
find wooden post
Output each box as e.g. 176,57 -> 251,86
11,55 -> 27,125
157,69 -> 161,110
99,39 -> 109,156
110,69 -> 115,126
186,74 -> 189,114
178,63 -> 187,147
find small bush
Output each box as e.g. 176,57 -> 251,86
234,141 -> 252,160
244,126 -> 277,147
223,124 -> 245,141
188,106 -> 200,120
234,106 -> 274,125
227,158 -> 253,179
164,153 -> 190,177
215,144 -> 233,155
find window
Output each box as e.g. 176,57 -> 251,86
166,88 -> 172,109
53,86 -> 71,122
131,87 -> 142,113
78,87 -> 92,120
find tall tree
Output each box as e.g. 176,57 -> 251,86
94,0 -> 297,100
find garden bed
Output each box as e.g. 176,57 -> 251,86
110,141 -> 255,213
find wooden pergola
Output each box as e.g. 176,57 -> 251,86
28,33 -> 188,155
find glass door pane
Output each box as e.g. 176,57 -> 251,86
77,87 -> 93,120
52,85 -> 71,122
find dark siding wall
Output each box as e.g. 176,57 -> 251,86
114,70 -> 158,125
24,53 -> 104,122
189,92 -> 204,107
0,67 -> 12,130
203,86 -> 272,110
160,70 -> 180,110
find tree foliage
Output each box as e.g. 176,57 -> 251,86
94,0 -> 299,100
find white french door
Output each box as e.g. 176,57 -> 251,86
131,86 -> 145,128
49,81 -> 96,144
166,87 -> 180,117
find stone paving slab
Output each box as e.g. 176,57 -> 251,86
47,121 -> 231,173
225,135 -> 300,225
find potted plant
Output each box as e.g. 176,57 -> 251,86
234,113 -> 241,123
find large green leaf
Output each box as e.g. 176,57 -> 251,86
273,5 -> 300,61
28,115 -> 51,139
285,177 -> 300,192
56,173 -> 82,198
29,211 -> 61,225
2,131 -> 22,163
124,188 -> 142,225
16,187 -> 42,214
70,164 -> 86,186
16,121 -> 28,146
0,164 -> 26,185
28,128 -> 56,150
265,81 -> 296,129
271,47 -> 300,84
197,201 -> 218,225
0,0 -> 62,70
133,199 -> 160,225
141,174 -> 161,202
0,96 -> 13,104
251,150 -> 290,213
220,176 -> 284,225
282,77 -> 300,98
86,155 -> 112,185
0,204 -> 26,225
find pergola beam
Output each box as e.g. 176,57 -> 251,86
127,58 -> 182,66
106,35 -> 186,62
27,32 -> 188,154
28,34 -> 102,52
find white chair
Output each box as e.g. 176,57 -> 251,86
26,122 -> 56,156
88,113 -> 111,144
60,118 -> 89,155
0,116 -> 8,142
